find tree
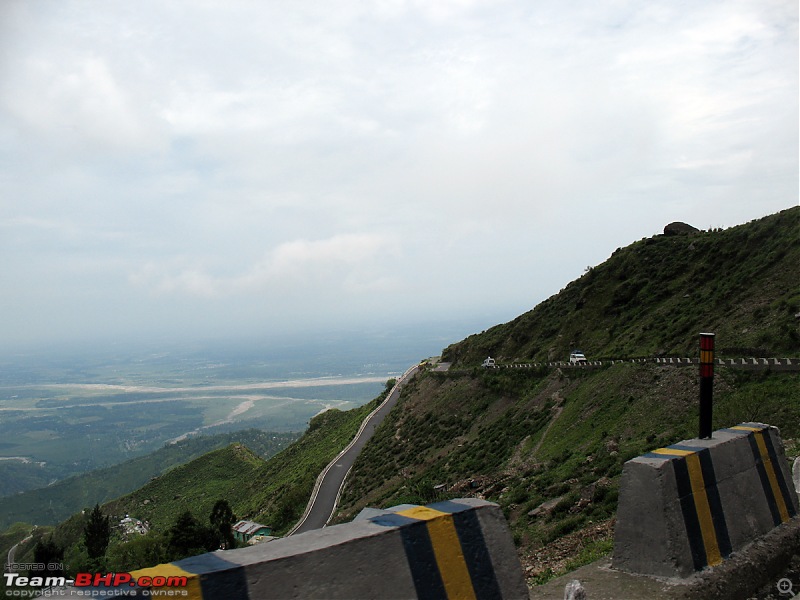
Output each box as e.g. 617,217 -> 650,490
107,534 -> 167,572
167,511 -> 216,560
32,536 -> 64,578
83,504 -> 111,560
272,485 -> 307,531
209,499 -> 237,550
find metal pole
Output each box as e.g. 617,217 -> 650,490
699,333 -> 715,439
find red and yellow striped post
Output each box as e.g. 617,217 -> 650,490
699,333 -> 715,439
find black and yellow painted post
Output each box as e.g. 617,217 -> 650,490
699,333 -> 715,439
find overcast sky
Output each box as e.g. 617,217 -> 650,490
1,0 -> 797,350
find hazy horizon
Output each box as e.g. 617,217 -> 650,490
0,316 -> 493,377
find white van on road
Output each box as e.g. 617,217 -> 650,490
569,351 -> 587,364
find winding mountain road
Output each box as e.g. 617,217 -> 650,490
5,530 -> 33,573
288,364 -> 421,535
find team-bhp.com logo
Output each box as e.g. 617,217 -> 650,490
4,572 -> 189,597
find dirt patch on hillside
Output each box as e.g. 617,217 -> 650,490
520,519 -> 615,584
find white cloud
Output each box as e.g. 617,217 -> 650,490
2,50 -> 164,155
0,0 -> 796,346
267,234 -> 397,275
129,233 -> 401,298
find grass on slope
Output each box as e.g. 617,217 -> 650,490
341,208 -> 800,585
8,444 -> 269,579
0,522 -> 33,566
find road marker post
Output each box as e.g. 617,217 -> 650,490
699,333 -> 715,439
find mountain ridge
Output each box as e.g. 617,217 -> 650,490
444,207 -> 799,366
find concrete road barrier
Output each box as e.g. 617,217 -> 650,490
613,422 -> 798,578
55,498 -> 527,599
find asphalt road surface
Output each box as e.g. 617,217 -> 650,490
290,364 -> 421,535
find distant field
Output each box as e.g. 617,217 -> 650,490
0,338 -> 415,496
0,379 -> 388,496
0,324 -> 475,496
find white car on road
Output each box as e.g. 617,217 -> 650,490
569,351 -> 587,364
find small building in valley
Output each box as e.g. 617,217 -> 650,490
233,520 -> 271,543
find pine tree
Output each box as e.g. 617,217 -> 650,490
32,537 -> 64,578
209,499 -> 237,550
84,504 -> 111,560
167,511 -> 216,560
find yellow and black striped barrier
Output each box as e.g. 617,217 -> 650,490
614,422 -> 798,578
367,501 -> 507,599
130,552 -> 249,599
723,424 -> 797,525
640,445 -> 732,570
55,498 -> 527,599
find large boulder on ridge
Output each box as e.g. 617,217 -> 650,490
664,221 -> 700,235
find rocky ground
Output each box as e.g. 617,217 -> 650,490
525,514 -> 800,599
748,554 -> 800,600
519,519 -> 614,586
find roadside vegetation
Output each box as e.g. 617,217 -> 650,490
338,364 -> 800,583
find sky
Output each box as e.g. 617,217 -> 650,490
0,0 -> 797,350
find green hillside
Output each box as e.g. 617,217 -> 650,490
337,364 -> 799,579
98,394 -> 383,533
5,443 -> 268,584
0,429 -> 300,530
444,207 -> 799,366
335,207 -> 800,584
